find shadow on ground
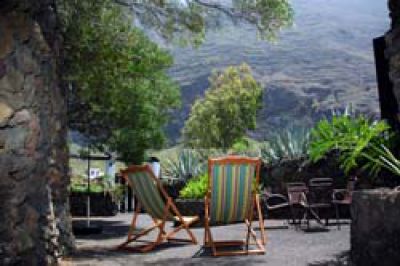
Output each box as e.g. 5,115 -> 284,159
308,251 -> 350,266
72,219 -> 130,240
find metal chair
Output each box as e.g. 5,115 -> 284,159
332,177 -> 357,229
303,178 -> 334,229
286,182 -> 308,229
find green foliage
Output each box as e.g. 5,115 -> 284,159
70,175 -> 123,196
233,0 -> 294,40
114,0 -> 293,45
179,174 -> 208,199
163,149 -> 205,181
60,0 -> 180,164
261,125 -> 310,163
231,138 -> 250,153
309,114 -> 392,176
362,145 -> 400,178
71,183 -> 104,193
183,63 -> 263,149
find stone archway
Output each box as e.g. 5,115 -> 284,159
0,1 -> 73,265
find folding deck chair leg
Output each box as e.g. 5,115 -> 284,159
169,203 -> 198,244
255,194 -> 266,245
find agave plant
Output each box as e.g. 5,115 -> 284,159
163,149 -> 205,181
261,125 -> 310,163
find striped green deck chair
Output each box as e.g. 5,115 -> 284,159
204,156 -> 266,256
117,165 -> 198,252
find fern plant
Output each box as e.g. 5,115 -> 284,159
163,149 -> 205,181
261,125 -> 310,163
309,114 -> 392,175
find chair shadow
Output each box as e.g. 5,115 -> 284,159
71,241 -> 191,261
144,249 -> 267,266
73,219 -> 131,240
301,227 -> 331,233
308,251 -> 350,266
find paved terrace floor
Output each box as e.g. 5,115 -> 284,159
63,214 -> 350,266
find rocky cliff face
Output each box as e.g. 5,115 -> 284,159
0,1 -> 73,265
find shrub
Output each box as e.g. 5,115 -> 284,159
70,174 -> 123,201
261,125 -> 310,163
231,138 -> 250,153
179,174 -> 208,199
309,114 -> 392,176
183,64 -> 263,149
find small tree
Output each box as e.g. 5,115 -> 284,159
183,63 -> 263,149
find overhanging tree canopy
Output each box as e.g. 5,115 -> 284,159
116,0 -> 294,43
61,0 -> 180,164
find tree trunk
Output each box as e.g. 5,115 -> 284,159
0,1 -> 74,265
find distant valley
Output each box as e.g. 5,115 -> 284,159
165,0 -> 389,144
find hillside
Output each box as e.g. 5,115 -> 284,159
165,0 -> 389,143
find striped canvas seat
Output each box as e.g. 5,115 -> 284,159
126,171 -> 173,220
209,163 -> 255,224
204,156 -> 266,256
118,165 -> 198,252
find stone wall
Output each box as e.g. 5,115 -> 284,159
351,189 -> 400,266
70,192 -> 117,217
261,155 -> 347,194
0,1 -> 73,265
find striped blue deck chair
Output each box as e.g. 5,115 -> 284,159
204,156 -> 266,256
118,165 -> 198,252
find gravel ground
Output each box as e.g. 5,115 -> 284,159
63,214 -> 350,266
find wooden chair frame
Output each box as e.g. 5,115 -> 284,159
117,165 -> 198,252
204,156 -> 266,256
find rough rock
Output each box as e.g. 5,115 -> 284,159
0,102 -> 14,124
0,21 -> 14,59
351,189 -> 400,266
0,2 -> 74,265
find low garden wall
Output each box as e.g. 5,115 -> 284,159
261,154 -> 347,195
70,192 -> 117,217
351,189 -> 400,266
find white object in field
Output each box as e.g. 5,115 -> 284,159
150,161 -> 161,178
105,159 -> 116,180
89,168 -> 103,179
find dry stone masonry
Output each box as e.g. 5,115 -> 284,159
351,189 -> 400,266
0,1 -> 74,265
351,3 -> 400,264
